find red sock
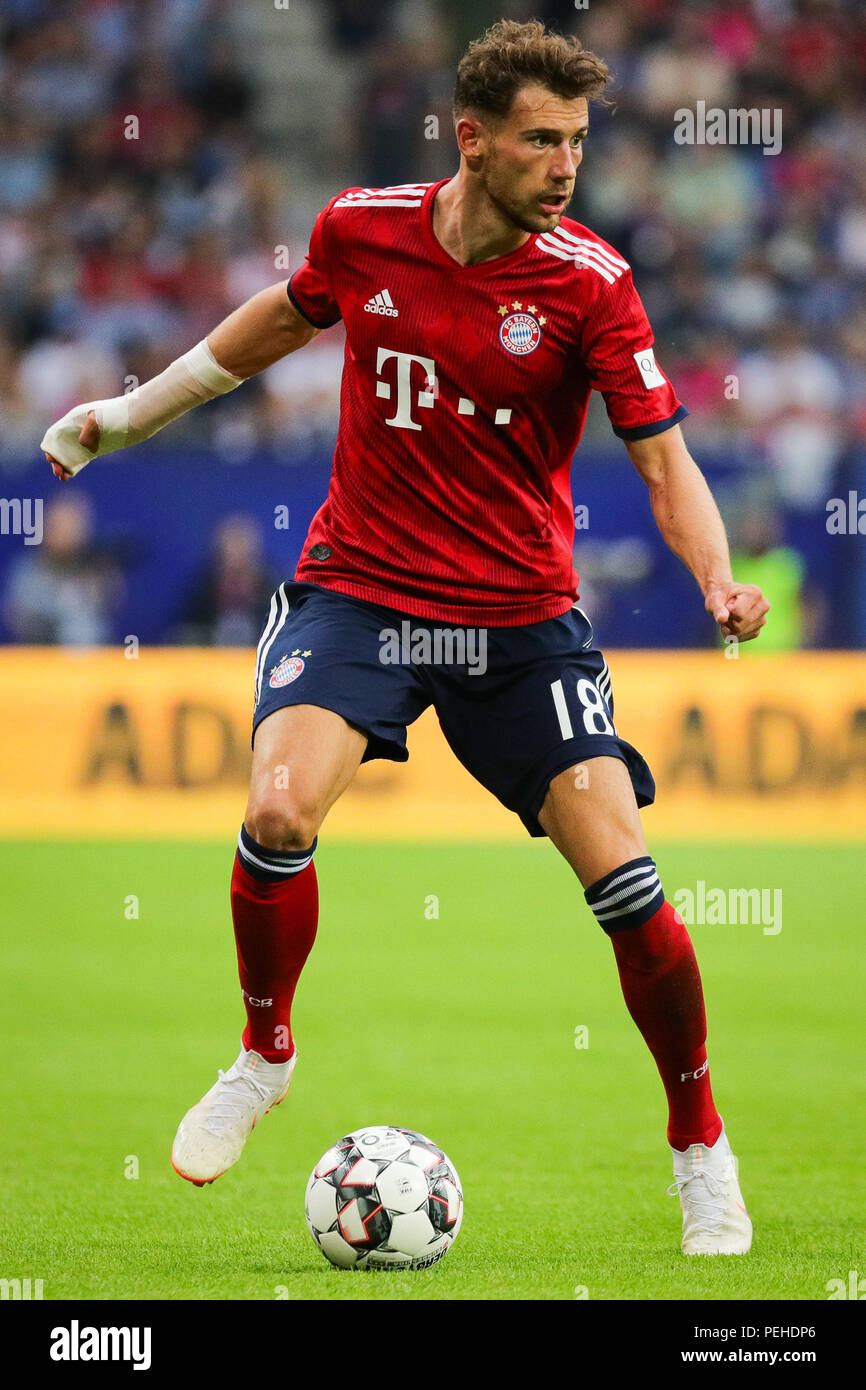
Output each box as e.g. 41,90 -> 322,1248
230,849 -> 318,1063
609,900 -> 722,1150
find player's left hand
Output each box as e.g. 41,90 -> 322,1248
704,582 -> 770,643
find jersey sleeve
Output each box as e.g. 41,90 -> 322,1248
579,266 -> 687,440
287,198 -> 343,329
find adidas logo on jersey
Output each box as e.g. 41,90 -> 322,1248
364,289 -> 398,317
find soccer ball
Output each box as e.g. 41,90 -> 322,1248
305,1125 -> 463,1270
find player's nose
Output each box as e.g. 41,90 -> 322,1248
549,144 -> 576,180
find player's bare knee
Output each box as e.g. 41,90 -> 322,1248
245,799 -> 319,851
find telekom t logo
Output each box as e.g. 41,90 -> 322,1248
375,347 -> 513,430
375,348 -> 436,431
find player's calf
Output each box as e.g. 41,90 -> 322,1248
232,825 -> 319,1063
171,826 -> 319,1186
172,705 -> 366,1185
583,855 -> 751,1253
585,857 -> 721,1149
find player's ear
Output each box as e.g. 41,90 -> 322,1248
455,113 -> 485,162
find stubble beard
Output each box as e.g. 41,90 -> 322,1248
483,166 -> 569,235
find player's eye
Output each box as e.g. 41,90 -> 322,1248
529,134 -> 585,149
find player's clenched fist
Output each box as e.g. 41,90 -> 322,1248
41,339 -> 245,481
705,582 -> 770,642
43,407 -> 103,480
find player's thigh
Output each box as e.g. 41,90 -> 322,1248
537,755 -> 648,889
432,606 -> 654,882
245,704 -> 367,849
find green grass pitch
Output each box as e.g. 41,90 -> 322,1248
1,839 -> 863,1301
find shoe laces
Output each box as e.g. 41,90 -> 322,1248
667,1168 -> 730,1233
202,1069 -> 271,1139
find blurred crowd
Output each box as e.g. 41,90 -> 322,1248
0,0 -> 348,462
1,0 -> 864,647
563,0 -> 866,518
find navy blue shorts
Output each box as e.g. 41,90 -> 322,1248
252,581 -> 654,837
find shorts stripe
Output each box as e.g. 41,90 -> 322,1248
255,583 -> 289,705
254,589 -> 279,699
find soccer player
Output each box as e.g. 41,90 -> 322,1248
42,20 -> 768,1255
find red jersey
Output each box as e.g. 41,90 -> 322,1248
289,178 -> 686,626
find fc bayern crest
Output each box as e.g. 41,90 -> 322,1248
499,311 -> 542,355
269,655 -> 305,688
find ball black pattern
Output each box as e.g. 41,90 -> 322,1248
305,1126 -> 463,1270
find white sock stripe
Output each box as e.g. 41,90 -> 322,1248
591,862 -> 656,898
255,583 -> 289,704
592,867 -> 661,900
254,589 -> 279,699
591,873 -> 661,914
237,832 -> 314,877
592,867 -> 661,911
593,883 -> 664,921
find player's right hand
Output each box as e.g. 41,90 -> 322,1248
42,389 -> 134,478
44,408 -> 101,480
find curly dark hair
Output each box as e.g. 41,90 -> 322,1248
453,19 -> 611,121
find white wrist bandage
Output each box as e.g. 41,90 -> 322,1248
40,340 -> 244,476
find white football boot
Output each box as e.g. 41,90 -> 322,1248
668,1124 -> 752,1255
171,1046 -> 297,1186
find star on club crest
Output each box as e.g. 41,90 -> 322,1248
497,302 -> 544,356
270,653 -> 288,675
267,649 -> 309,689
498,301 -> 546,327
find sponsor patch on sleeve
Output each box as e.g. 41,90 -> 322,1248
633,347 -> 666,390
